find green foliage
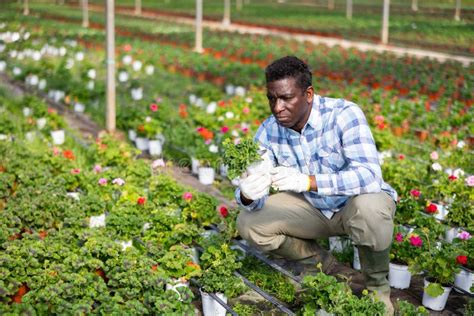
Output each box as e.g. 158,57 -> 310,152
158,245 -> 201,280
390,226 -> 426,265
396,299 -> 428,316
232,302 -> 259,316
222,138 -> 261,180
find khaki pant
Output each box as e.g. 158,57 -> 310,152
237,192 -> 396,260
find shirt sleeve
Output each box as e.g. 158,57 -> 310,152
316,103 -> 383,196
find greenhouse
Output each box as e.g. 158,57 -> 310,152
0,0 -> 473,315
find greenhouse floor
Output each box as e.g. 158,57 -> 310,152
1,74 -> 471,315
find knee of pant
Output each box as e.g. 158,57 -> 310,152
236,211 -> 252,241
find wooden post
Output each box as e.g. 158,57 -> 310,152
236,0 -> 243,11
82,0 -> 89,28
381,0 -> 390,44
454,0 -> 461,21
346,0 -> 352,19
328,0 -> 334,10
106,0 -> 116,133
194,0 -> 203,53
411,0 -> 418,12
135,0 -> 142,15
223,0 -> 231,26
23,0 -> 29,15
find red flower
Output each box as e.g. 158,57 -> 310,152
123,44 -> 132,52
395,232 -> 403,242
218,100 -> 226,107
137,197 -> 146,205
425,203 -> 438,214
398,154 -> 405,160
409,235 -> 423,247
220,126 -> 229,133
150,103 -> 158,112
410,189 -> 421,198
196,127 -> 214,141
182,192 -> 193,201
448,175 -> 458,181
63,150 -> 75,160
219,205 -> 229,217
456,255 -> 468,265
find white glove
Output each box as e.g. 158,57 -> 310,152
271,166 -> 310,193
239,172 -> 271,201
246,148 -> 274,176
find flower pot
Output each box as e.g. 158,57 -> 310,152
389,262 -> 412,289
445,227 -> 460,243
0,134 -> 8,141
148,140 -> 162,157
432,203 -> 448,221
316,309 -> 334,316
191,157 -> 200,175
67,192 -> 80,201
74,103 -> 85,113
329,236 -> 350,253
128,129 -> 137,141
422,278 -> 452,311
198,167 -> 215,185
117,240 -> 133,251
166,279 -> 189,301
353,246 -> 361,270
25,131 -> 36,141
50,129 -> 65,145
89,213 -> 106,228
220,164 -> 228,177
454,268 -> 473,294
36,117 -> 47,130
200,289 -> 227,316
135,137 -> 149,151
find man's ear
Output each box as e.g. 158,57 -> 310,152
306,86 -> 314,104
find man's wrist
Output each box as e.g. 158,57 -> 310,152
308,175 -> 317,192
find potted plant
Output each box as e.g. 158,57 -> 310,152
45,110 -> 66,145
444,190 -> 473,242
410,231 -> 460,311
395,299 -> 429,316
452,231 -> 473,294
221,137 -> 262,180
193,138 -> 219,185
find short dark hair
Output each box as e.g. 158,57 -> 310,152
265,56 -> 312,90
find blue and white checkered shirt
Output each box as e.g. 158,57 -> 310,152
235,95 -> 397,219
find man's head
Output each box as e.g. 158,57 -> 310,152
265,56 -> 314,132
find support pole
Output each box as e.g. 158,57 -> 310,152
411,0 -> 418,12
106,0 -> 116,133
223,0 -> 231,26
135,0 -> 142,15
23,0 -> 29,15
82,0 -> 89,28
236,0 -> 242,11
454,0 -> 461,21
346,0 -> 352,19
194,0 -> 203,53
328,0 -> 334,10
381,0 -> 390,44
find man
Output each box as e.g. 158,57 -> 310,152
235,56 -> 397,314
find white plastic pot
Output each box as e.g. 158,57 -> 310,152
200,289 -> 227,316
166,279 -> 189,301
445,227 -> 460,243
89,213 -> 106,228
389,262 -> 412,289
50,129 -> 65,145
454,269 -> 473,294
135,137 -> 149,151
128,129 -> 137,141
25,131 -> 36,141
198,167 -> 215,185
74,103 -> 85,113
329,236 -> 350,253
353,246 -> 361,270
220,164 -> 228,177
433,203 -> 449,221
36,117 -> 47,130
422,278 -> 452,311
66,192 -> 80,201
0,134 -> 8,141
22,107 -> 32,117
317,309 -> 334,316
148,140 -> 162,157
191,157 -> 200,175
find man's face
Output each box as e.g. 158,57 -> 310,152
266,77 -> 314,132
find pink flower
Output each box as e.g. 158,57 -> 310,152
196,127 -> 204,132
152,159 -> 165,169
374,115 -> 385,123
112,178 -> 125,186
241,127 -> 249,133
410,189 -> 421,198
458,231 -> 471,240
155,97 -> 162,103
98,178 -> 107,186
182,192 -> 193,201
448,175 -> 458,181
70,168 -> 81,174
219,205 -> 229,217
53,147 -> 60,156
220,126 -> 229,133
430,151 -> 439,160
242,107 -> 250,114
409,235 -> 423,247
466,175 -> 474,187
150,103 -> 158,112
425,203 -> 438,214
94,165 -> 102,173
123,44 -> 132,52
395,232 -> 403,242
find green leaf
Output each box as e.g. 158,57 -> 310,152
425,282 -> 444,297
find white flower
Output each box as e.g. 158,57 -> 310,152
9,50 -> 17,58
231,130 -> 239,137
189,94 -> 197,104
87,81 -> 95,90
23,32 -> 30,40
12,67 -> 21,76
38,79 -> 47,90
0,60 -> 5,72
11,32 -> 20,42
235,86 -> 246,96
0,44 -> 5,53
17,52 -> 24,60
431,162 -> 442,171
65,58 -> 74,69
444,168 -> 453,175
206,102 -> 217,114
112,178 -> 125,186
217,116 -> 224,121
75,51 -> 84,61
152,159 -> 165,169
74,103 -> 85,112
145,116 -> 152,123
145,65 -> 154,75
118,71 -> 129,82
225,111 -> 234,119
245,97 -> 253,103
87,69 -> 96,79
453,168 -> 465,178
457,140 -> 465,149
32,51 -> 41,61
131,87 -> 143,100
209,144 -> 219,153
225,84 -> 235,95
132,60 -> 142,71
28,75 -> 38,86
195,98 -> 204,108
59,47 -> 67,56
122,55 -> 132,65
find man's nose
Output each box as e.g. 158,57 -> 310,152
274,98 -> 284,112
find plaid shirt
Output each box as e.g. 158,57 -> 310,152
235,95 -> 397,219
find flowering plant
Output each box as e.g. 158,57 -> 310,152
452,231 -> 474,270
158,245 -> 202,280
445,191 -> 474,229
390,226 -> 426,265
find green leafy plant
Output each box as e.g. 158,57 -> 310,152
390,226 -> 426,265
396,299 -> 429,316
222,138 -> 261,180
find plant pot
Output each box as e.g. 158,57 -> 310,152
200,289 -> 227,316
89,213 -> 106,228
389,262 -> 412,289
414,129 -> 429,142
135,137 -> 149,151
445,227 -> 460,243
166,279 -> 189,301
36,117 -> 47,129
67,192 -> 80,201
220,164 -> 228,177
329,236 -> 350,253
353,246 -> 361,270
198,167 -> 215,185
191,157 -> 200,175
454,268 -> 473,294
432,203 -> 448,221
148,140 -> 162,157
50,129 -> 65,145
316,309 -> 334,316
422,278 -> 452,311
117,240 -> 133,251
0,134 -> 8,141
25,131 -> 36,141
74,103 -> 85,113
128,129 -> 137,141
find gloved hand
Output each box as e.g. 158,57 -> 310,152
271,166 -> 310,193
239,171 -> 272,201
